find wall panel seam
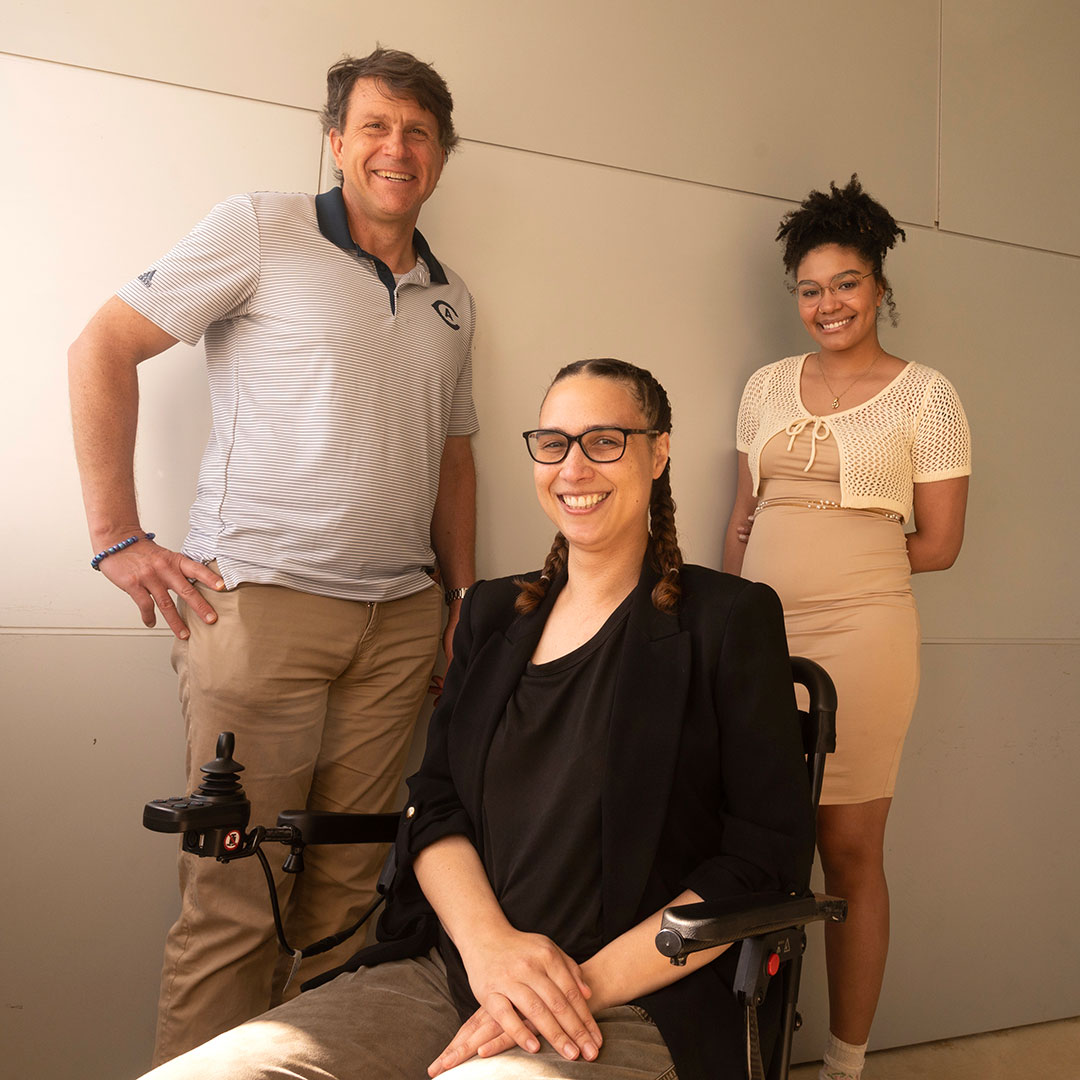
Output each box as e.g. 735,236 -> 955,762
4,628 -> 1078,646
932,228 -> 1080,261
934,0 -> 943,228
0,627 -> 177,638
921,637 -> 1079,646
457,137 -> 802,207
455,140 -> 1080,262
0,49 -> 317,116
7,49 -> 1077,262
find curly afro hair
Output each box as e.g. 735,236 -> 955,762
776,175 -> 906,324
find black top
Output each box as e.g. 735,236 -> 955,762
482,593 -> 632,961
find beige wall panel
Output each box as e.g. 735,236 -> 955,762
940,2 -> 1080,255
3,0 -> 939,222
881,228 -> 1079,640
437,0 -> 940,225
791,641 -> 1080,1060
873,641 -> 1080,1043
1,633 -> 185,1080
0,55 -> 322,628
2,0 -> 359,112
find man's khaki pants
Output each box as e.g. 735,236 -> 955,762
152,579 -> 441,1066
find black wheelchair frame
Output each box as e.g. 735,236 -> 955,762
144,656 -> 844,1079
655,656 -> 846,1079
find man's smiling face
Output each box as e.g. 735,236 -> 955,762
329,77 -> 445,233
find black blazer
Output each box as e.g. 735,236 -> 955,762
339,562 -> 814,1080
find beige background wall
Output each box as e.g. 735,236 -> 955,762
1,2 -> 1077,1077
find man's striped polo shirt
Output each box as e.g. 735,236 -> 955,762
117,187 -> 478,602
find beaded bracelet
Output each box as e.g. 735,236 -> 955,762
91,532 -> 156,571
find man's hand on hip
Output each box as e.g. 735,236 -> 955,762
98,537 -> 225,639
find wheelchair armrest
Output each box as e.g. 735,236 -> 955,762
655,891 -> 847,962
276,809 -> 401,845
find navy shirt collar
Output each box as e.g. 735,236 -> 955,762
315,187 -> 449,285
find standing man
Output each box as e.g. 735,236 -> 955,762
68,48 -> 476,1064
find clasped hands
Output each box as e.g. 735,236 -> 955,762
428,926 -> 606,1077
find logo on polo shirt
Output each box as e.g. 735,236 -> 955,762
432,300 -> 460,330
138,268 -> 157,288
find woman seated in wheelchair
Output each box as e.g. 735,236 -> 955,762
146,359 -> 814,1080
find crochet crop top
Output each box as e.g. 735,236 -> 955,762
736,355 -> 971,522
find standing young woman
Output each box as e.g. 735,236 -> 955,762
723,177 -> 971,1080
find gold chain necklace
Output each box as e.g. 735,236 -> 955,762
817,351 -> 882,410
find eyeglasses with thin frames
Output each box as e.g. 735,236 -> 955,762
792,270 -> 875,305
522,426 -> 659,464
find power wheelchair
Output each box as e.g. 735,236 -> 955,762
144,656 -> 844,1080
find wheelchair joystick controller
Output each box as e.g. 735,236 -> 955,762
143,732 -> 253,860
143,731 -> 394,960
195,732 -> 247,799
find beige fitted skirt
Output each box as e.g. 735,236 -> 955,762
741,486 -> 919,804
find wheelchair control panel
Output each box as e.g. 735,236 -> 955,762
144,732 -> 298,862
142,732 -> 390,963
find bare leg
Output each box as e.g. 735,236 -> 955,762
816,798 -> 892,1045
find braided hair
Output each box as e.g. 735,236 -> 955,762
515,358 -> 683,615
776,174 -> 906,324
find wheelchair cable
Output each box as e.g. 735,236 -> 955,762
255,847 -> 298,956
254,846 -> 387,962
293,894 -> 386,959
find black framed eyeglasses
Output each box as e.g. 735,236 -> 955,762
522,426 -> 660,464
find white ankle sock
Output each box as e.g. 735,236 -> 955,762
818,1031 -> 868,1080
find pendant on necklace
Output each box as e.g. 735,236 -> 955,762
831,398 -> 840,409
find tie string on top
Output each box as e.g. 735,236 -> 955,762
784,416 -> 833,472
